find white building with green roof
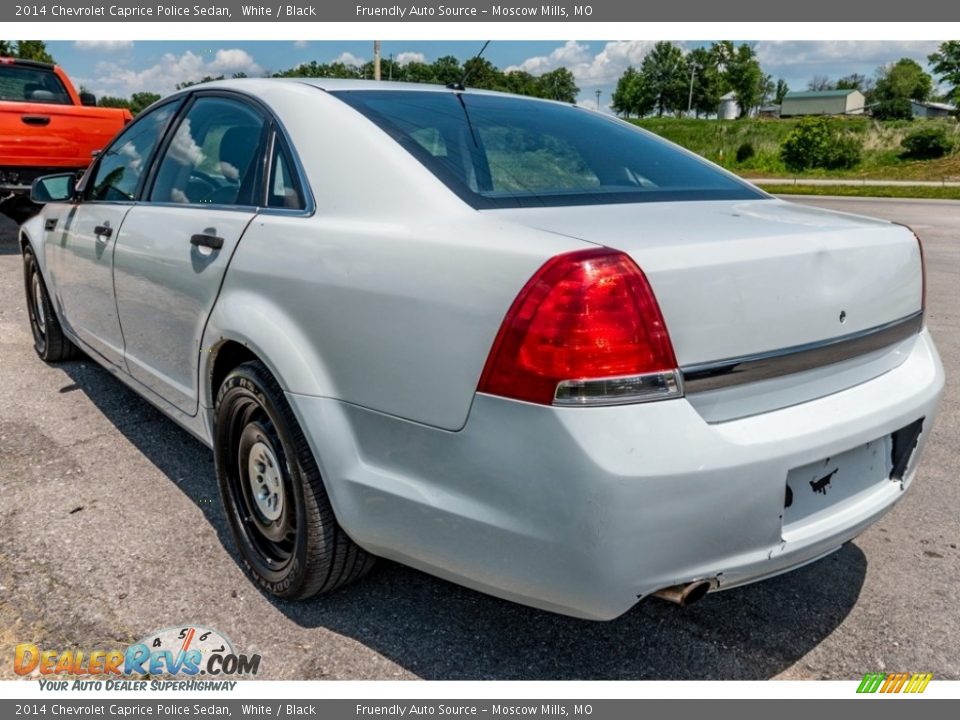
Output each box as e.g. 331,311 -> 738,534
780,89 -> 866,117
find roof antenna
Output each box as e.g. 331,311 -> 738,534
447,40 -> 491,91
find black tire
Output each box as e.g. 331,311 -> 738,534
23,248 -> 78,363
214,360 -> 374,600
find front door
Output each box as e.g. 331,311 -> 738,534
46,100 -> 181,365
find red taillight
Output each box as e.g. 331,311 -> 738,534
478,248 -> 682,406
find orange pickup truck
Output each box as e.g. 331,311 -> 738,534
0,57 -> 133,223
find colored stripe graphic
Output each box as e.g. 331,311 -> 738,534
857,673 -> 886,693
905,673 -> 933,694
857,672 -> 932,694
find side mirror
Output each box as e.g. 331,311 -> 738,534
31,173 -> 78,204
80,92 -> 97,107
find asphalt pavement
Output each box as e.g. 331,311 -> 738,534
0,196 -> 957,680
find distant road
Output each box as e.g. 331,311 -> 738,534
748,177 -> 960,187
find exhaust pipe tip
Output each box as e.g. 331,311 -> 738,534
651,580 -> 713,607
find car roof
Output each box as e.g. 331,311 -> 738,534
178,77 -> 569,101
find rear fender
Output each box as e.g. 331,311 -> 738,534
199,289 -> 338,412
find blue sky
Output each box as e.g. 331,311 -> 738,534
46,40 -> 945,109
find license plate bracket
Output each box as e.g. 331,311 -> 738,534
783,437 -> 893,532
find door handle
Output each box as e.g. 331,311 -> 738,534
190,233 -> 224,250
93,224 -> 113,239
22,115 -> 51,126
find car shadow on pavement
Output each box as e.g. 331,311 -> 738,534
0,218 -> 24,255
59,356 -> 867,681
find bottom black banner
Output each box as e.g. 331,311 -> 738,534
2,699 -> 957,719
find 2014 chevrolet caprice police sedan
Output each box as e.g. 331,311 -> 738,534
20,79 -> 943,619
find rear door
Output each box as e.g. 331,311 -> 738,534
112,94 -> 269,414
45,99 -> 181,366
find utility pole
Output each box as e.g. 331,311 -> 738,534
687,63 -> 698,114
595,89 -> 601,111
374,41 -> 381,81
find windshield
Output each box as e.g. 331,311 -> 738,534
332,90 -> 766,209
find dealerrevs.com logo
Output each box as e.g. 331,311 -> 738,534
14,625 -> 261,690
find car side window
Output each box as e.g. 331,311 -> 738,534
88,101 -> 179,202
267,134 -> 305,210
149,96 -> 266,207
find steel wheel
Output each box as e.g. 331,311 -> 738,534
214,359 -> 375,599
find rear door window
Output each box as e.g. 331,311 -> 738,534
149,96 -> 267,207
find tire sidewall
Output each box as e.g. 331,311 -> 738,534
22,250 -> 49,358
215,368 -> 310,598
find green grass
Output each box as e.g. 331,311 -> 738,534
632,116 -> 960,181
760,184 -> 960,200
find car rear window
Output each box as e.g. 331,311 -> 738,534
332,90 -> 765,209
0,65 -> 71,105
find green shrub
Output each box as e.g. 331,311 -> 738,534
872,98 -> 914,121
829,136 -> 864,169
780,118 -> 863,171
735,142 -> 756,163
901,126 -> 955,159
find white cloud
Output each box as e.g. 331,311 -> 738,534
73,41 -> 134,52
84,48 -> 263,98
507,40 -> 658,85
207,48 -> 262,75
506,40 -> 591,76
332,51 -> 365,67
754,41 -> 940,68
293,40 -> 309,49
395,51 -> 427,66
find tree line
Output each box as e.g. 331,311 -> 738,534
611,40 -> 960,121
612,41 -> 778,119
97,56 -> 579,113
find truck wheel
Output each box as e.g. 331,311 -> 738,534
214,360 -> 375,600
23,248 -> 78,363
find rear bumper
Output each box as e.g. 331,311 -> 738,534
287,328 -> 944,620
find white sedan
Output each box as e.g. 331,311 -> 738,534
20,79 -> 943,619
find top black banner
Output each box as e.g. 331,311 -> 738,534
5,0 -> 960,22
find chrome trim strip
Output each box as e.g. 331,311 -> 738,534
682,311 -> 923,394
